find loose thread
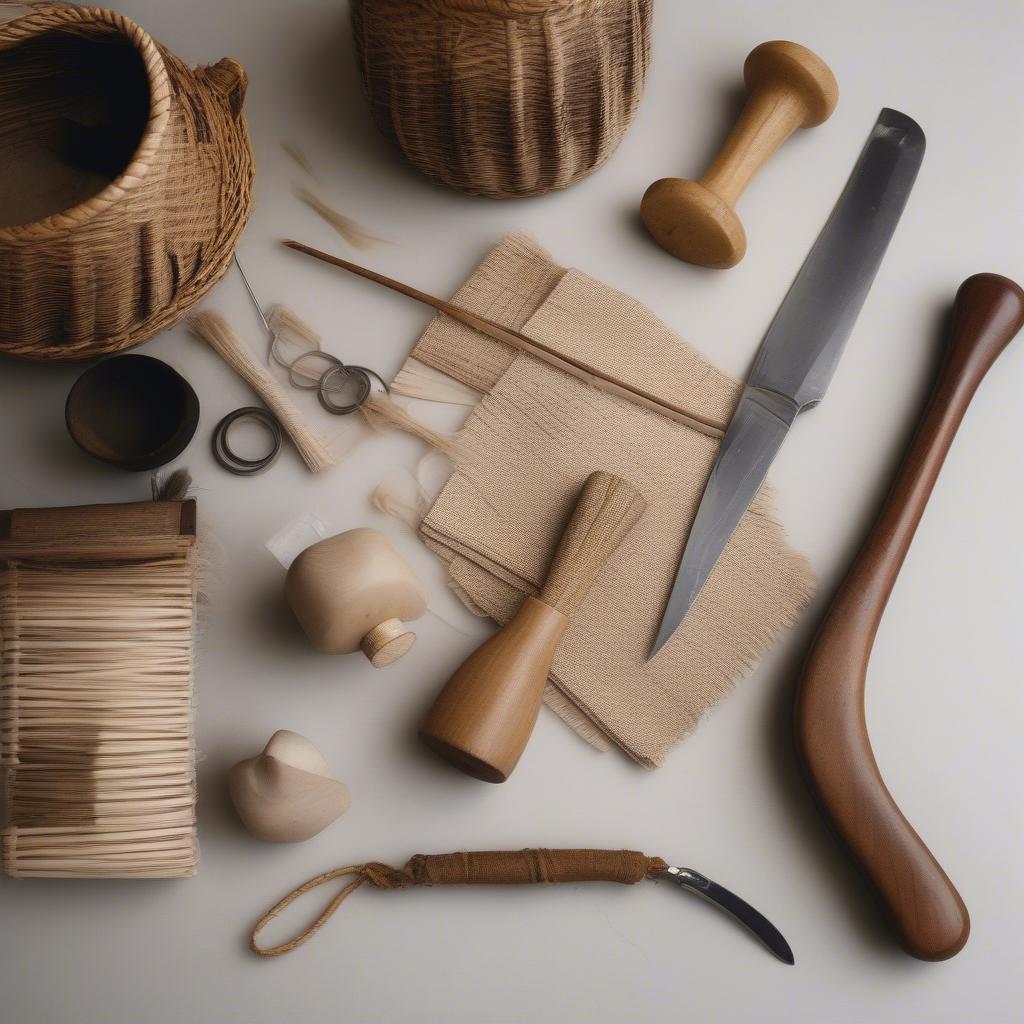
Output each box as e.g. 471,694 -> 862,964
358,393 -> 454,454
251,865 -> 369,957
251,861 -> 413,957
391,358 -> 482,406
294,186 -> 389,250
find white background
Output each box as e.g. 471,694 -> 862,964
1,1 -> 1022,1021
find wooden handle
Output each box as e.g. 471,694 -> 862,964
641,40 -> 837,268
420,472 -> 645,782
402,849 -> 667,886
249,848 -> 669,956
539,472 -> 648,615
420,596 -> 567,782
796,274 -> 1024,960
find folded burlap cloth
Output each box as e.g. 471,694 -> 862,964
379,234 -> 815,768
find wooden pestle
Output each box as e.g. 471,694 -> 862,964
420,472 -> 646,783
641,40 -> 838,269
796,274 -> 1024,960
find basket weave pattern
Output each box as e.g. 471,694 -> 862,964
0,4 -> 254,360
351,0 -> 653,198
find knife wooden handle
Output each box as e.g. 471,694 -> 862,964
420,472 -> 645,783
641,41 -> 838,268
419,596 -> 569,783
401,849 -> 667,886
796,273 -> 1024,960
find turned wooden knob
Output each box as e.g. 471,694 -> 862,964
641,40 -> 838,269
420,472 -> 646,783
285,528 -> 427,668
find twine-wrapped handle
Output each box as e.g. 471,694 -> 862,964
407,848 -> 666,886
251,849 -> 668,957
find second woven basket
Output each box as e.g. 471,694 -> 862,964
0,3 -> 254,361
351,0 -> 653,199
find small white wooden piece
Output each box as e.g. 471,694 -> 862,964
285,527 -> 428,667
228,730 -> 351,843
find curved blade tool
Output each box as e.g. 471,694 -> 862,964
663,865 -> 794,964
651,108 -> 925,658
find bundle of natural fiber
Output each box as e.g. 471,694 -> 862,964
0,499 -> 199,878
351,0 -> 652,198
0,3 -> 254,360
188,311 -> 338,474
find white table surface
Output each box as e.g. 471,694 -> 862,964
2,1 -> 1022,1021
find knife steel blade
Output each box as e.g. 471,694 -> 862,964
650,108 -> 925,658
662,865 -> 795,964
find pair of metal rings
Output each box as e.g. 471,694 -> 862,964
212,407 -> 283,475
279,348 -> 389,416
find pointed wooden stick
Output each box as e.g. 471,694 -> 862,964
282,240 -> 726,439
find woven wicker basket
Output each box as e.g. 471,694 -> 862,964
351,0 -> 653,199
0,4 -> 254,360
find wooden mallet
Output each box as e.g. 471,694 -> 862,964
641,40 -> 838,269
420,472 -> 646,783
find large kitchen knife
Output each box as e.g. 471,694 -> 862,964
651,108 -> 925,658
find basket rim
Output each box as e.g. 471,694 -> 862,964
0,3 -> 172,243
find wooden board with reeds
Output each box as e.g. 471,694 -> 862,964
0,500 -> 199,878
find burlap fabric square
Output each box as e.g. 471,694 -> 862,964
386,234 -> 815,768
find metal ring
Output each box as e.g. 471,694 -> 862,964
288,350 -> 343,390
212,407 -> 283,475
270,334 -> 302,371
347,365 -> 390,394
318,365 -> 371,415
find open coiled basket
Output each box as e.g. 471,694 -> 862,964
351,0 -> 653,198
0,3 -> 254,360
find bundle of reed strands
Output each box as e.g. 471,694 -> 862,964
189,310 -> 336,474
1,500 -> 199,878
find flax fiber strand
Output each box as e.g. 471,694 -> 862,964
251,848 -> 668,957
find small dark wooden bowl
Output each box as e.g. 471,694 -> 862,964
66,354 -> 200,471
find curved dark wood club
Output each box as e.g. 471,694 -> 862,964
796,273 -> 1024,961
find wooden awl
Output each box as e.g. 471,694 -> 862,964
420,472 -> 646,782
796,273 -> 1024,960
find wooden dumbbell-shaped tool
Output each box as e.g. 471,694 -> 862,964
641,41 -> 838,269
420,472 -> 646,783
